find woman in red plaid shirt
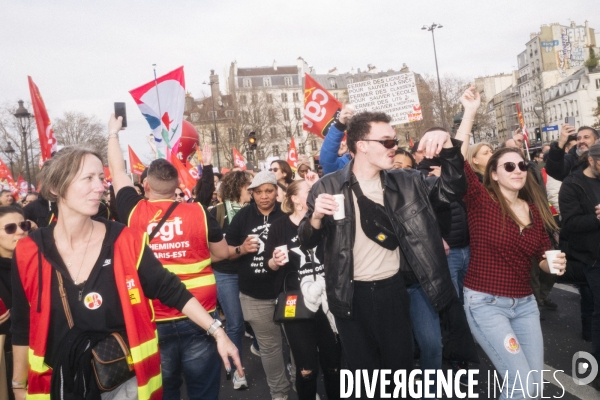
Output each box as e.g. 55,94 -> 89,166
455,87 -> 566,399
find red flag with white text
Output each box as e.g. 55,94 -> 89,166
232,148 -> 247,170
287,138 -> 298,170
17,175 -> 28,198
303,74 -> 342,138
515,103 -> 530,145
128,146 -> 146,176
28,77 -> 58,163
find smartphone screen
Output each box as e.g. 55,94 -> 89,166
565,116 -> 575,127
114,102 -> 127,128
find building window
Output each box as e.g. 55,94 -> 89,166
266,94 -> 273,103
270,127 -> 277,137
258,150 -> 265,159
243,78 -> 251,88
295,125 -> 302,136
284,76 -> 293,86
329,78 -> 337,89
294,108 -> 301,120
191,113 -> 199,122
293,92 -> 300,102
299,144 -> 305,154
281,93 -> 288,102
228,128 -> 235,142
252,94 -> 258,103
596,79 -> 600,89
347,78 -> 354,84
282,109 -> 290,121
311,140 -> 318,151
240,95 -> 247,104
285,127 -> 292,138
211,130 -> 216,144
263,77 -> 272,87
268,109 -> 275,122
208,111 -> 217,119
272,145 -> 279,157
225,110 -> 234,118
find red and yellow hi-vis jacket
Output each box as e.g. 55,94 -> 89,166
128,200 -> 216,321
15,228 -> 162,400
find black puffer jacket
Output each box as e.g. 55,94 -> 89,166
559,169 -> 600,266
299,140 -> 466,318
438,200 -> 469,249
546,142 -> 580,182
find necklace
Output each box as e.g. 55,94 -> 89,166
70,221 -> 94,285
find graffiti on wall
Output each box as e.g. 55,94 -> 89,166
556,26 -> 586,76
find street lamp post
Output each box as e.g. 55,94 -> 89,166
422,23 -> 446,129
14,100 -> 32,191
4,141 -> 15,179
203,72 -> 221,170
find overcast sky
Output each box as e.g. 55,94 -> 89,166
0,0 -> 597,162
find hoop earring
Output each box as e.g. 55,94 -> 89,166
295,204 -> 304,212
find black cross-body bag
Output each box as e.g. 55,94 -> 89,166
351,179 -> 399,251
148,201 -> 180,241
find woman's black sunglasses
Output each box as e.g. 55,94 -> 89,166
268,167 -> 280,172
362,138 -> 399,149
4,221 -> 31,234
500,161 -> 529,173
176,192 -> 185,198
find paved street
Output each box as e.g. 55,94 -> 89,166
205,283 -> 596,399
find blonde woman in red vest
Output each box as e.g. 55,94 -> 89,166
10,147 -> 241,400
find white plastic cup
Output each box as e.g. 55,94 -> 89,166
275,245 -> 289,263
248,234 -> 259,243
545,250 -> 561,274
333,194 -> 345,220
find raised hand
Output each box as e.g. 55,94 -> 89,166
417,130 -> 451,159
459,86 -> 481,112
202,144 -> 213,166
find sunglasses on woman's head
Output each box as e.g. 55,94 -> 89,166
500,161 -> 529,172
361,138 -> 399,149
4,221 -> 31,234
268,167 -> 279,172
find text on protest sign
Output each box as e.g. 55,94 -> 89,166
347,72 -> 422,126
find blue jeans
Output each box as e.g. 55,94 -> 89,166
464,288 -> 543,400
157,318 -> 221,400
447,246 -> 470,303
214,270 -> 245,363
407,284 -> 442,398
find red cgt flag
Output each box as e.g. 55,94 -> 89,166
170,152 -> 197,198
232,148 -> 247,170
287,138 -> 298,170
28,77 -> 57,163
103,166 -> 112,184
303,74 -> 342,139
128,146 -> 146,176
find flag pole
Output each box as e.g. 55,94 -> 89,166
152,64 -> 168,155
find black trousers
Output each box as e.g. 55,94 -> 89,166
284,308 -> 341,400
335,273 -> 414,399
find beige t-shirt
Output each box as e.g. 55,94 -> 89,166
352,177 -> 400,281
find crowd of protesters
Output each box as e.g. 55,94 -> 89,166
0,92 -> 597,400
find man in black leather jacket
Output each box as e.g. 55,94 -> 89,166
298,112 -> 466,389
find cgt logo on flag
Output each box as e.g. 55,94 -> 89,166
232,147 -> 247,170
287,138 -> 298,170
303,74 -> 342,139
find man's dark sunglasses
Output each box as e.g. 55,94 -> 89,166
4,221 -> 31,234
362,138 -> 399,149
500,161 -> 529,173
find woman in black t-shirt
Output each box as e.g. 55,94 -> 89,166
266,175 -> 341,400
226,171 -> 290,399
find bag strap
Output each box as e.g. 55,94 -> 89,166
56,271 -> 75,329
149,201 -> 180,241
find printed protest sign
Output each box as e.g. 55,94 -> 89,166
347,72 -> 422,126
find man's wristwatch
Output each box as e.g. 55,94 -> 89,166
207,319 -> 222,336
235,246 -> 241,254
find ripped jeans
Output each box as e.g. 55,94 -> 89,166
463,287 -> 543,400
283,307 -> 342,400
